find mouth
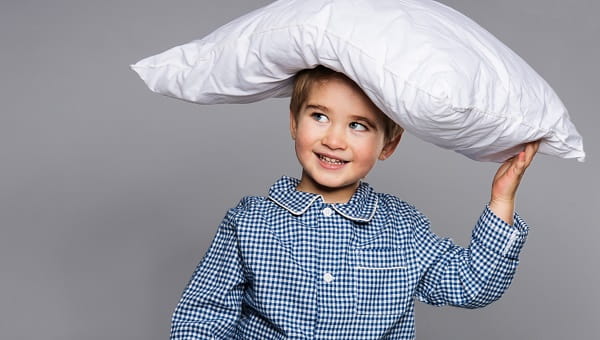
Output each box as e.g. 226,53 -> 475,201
317,153 -> 348,165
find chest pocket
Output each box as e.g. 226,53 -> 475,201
354,248 -> 411,316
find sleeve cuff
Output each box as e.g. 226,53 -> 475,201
472,205 -> 529,259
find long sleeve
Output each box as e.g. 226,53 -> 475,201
414,205 -> 528,308
170,208 -> 246,339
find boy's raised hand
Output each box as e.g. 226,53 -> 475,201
489,140 -> 541,225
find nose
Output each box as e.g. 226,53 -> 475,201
321,124 -> 347,150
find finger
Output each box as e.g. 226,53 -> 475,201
527,140 -> 540,156
512,151 -> 527,176
523,140 -> 541,166
496,155 -> 515,179
532,140 -> 541,153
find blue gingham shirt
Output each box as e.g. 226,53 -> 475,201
171,176 -> 528,339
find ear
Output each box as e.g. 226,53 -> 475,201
378,131 -> 402,160
289,110 -> 297,140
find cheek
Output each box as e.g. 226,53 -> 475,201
357,136 -> 383,154
294,131 -> 314,155
294,140 -> 305,155
295,123 -> 320,147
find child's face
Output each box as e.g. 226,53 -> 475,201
290,76 -> 400,203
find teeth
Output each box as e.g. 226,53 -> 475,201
319,154 -> 346,164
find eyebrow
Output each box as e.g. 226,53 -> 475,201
305,104 -> 329,112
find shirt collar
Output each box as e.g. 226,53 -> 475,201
267,176 -> 378,223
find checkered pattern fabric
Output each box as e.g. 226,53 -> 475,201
171,176 -> 528,339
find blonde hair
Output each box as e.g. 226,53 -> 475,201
289,66 -> 403,142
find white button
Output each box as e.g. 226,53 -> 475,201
322,207 -> 333,217
323,272 -> 334,283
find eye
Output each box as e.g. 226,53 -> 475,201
349,121 -> 368,131
311,113 -> 329,123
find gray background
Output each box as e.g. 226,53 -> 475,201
1,0 -> 598,339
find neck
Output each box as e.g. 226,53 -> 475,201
296,173 -> 358,203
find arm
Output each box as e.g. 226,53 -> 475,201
414,141 -> 539,308
414,205 -> 528,308
170,208 -> 246,340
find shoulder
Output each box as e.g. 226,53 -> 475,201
375,192 -> 420,215
229,195 -> 270,215
374,192 -> 430,226
237,195 -> 269,209
223,195 -> 277,224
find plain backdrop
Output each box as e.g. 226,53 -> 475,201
1,0 -> 598,339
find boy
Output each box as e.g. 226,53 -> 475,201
170,66 -> 539,339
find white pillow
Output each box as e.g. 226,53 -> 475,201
131,0 -> 585,162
